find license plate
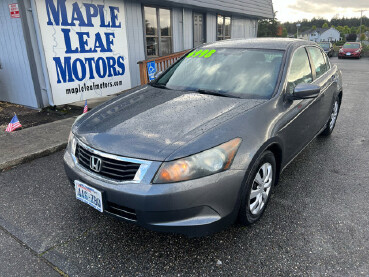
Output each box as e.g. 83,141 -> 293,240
346,52 -> 351,56
75,180 -> 103,212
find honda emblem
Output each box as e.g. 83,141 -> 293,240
90,156 -> 102,172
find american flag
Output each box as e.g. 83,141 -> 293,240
83,100 -> 88,113
5,114 -> 22,133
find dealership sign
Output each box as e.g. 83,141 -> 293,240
34,0 -> 131,105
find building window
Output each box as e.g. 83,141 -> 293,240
217,15 -> 231,40
144,6 -> 172,57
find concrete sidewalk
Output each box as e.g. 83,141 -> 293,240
0,117 -> 75,171
0,95 -> 114,171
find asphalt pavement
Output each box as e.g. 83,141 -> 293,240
0,57 -> 369,276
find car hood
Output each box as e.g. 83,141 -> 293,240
74,86 -> 265,161
342,48 -> 360,52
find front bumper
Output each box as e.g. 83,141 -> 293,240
338,52 -> 361,58
64,150 -> 246,237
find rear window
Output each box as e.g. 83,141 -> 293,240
318,43 -> 330,49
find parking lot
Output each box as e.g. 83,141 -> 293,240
1,57 -> 369,276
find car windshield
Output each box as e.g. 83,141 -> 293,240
343,43 -> 360,49
154,48 -> 285,99
318,43 -> 330,50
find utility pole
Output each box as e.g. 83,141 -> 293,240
296,23 -> 301,38
359,10 -> 367,42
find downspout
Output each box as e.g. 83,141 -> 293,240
17,0 -> 44,108
255,20 -> 258,37
182,8 -> 185,50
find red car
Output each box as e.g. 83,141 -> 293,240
338,42 -> 362,59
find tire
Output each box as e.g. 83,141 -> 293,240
320,96 -> 340,137
238,150 -> 276,225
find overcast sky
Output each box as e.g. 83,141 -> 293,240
273,0 -> 369,23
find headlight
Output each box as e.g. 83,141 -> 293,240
153,138 -> 242,184
67,132 -> 77,155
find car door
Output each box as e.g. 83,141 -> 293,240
306,46 -> 336,130
278,47 -> 322,162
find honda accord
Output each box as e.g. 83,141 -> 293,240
64,39 -> 343,236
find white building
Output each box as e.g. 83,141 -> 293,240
299,27 -> 340,42
0,0 -> 273,108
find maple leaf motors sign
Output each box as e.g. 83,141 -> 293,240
34,0 -> 131,105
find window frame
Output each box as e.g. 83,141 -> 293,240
216,14 -> 231,41
321,48 -> 331,70
143,5 -> 173,58
306,46 -> 330,80
284,46 -> 315,95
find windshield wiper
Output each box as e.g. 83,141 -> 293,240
195,89 -> 241,99
149,83 -> 170,89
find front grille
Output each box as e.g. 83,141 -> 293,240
106,202 -> 137,221
75,144 -> 140,182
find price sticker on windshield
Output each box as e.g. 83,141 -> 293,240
187,49 -> 216,58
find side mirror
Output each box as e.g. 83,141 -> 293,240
288,83 -> 320,100
154,71 -> 163,79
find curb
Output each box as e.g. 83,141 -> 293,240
0,117 -> 76,171
0,143 -> 68,171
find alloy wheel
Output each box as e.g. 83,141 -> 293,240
329,101 -> 339,130
249,163 -> 273,215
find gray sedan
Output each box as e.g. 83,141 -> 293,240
64,38 -> 343,237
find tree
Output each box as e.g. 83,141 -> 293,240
282,27 -> 288,37
350,26 -> 357,34
360,25 -> 367,33
331,25 -> 335,29
257,14 -> 279,37
336,26 -> 345,40
280,16 -> 369,40
360,33 -> 366,41
322,22 -> 329,28
346,33 -> 357,42
336,26 -> 344,32
343,25 -> 350,34
312,25 -> 317,30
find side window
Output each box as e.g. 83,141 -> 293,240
322,50 -> 331,70
307,47 -> 328,79
286,48 -> 313,95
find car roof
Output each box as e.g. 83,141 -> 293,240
202,38 -> 317,50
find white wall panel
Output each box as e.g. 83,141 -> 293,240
124,0 -> 145,87
0,0 -> 38,107
183,9 -> 193,49
172,8 -> 184,52
206,13 -> 216,43
162,0 -> 273,19
231,18 -> 258,39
